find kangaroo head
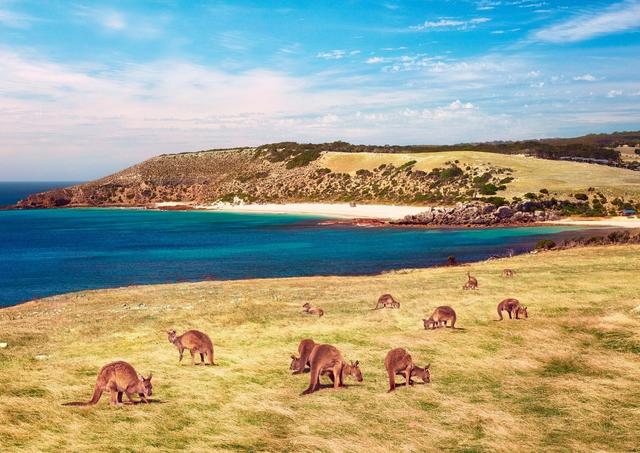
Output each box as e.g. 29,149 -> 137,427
347,360 -> 363,382
167,330 -> 177,344
423,318 -> 433,329
289,355 -> 302,371
413,363 -> 431,383
520,306 -> 529,318
302,302 -> 311,308
138,373 -> 153,397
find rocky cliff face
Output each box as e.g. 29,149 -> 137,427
392,202 -> 560,227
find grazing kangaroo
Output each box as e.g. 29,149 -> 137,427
502,269 -> 515,277
290,339 -> 317,374
74,361 -> 152,406
423,306 -> 457,329
374,294 -> 400,309
497,298 -> 528,320
167,329 -> 215,365
302,302 -> 324,317
462,272 -> 478,290
384,348 -> 430,392
302,344 -> 362,395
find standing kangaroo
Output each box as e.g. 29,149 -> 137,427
463,272 -> 478,290
502,269 -> 515,277
302,302 -> 324,317
497,298 -> 528,320
71,361 -> 152,406
374,294 -> 400,309
423,306 -> 457,329
167,329 -> 215,365
302,344 -> 362,395
290,339 -> 317,374
384,348 -> 430,392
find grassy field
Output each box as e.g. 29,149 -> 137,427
1,246 -> 640,452
319,151 -> 640,199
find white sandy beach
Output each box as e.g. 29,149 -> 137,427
552,216 -> 640,229
197,202 -> 427,219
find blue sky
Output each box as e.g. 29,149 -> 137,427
1,0 -> 639,180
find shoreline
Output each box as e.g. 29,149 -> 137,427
155,201 -> 428,219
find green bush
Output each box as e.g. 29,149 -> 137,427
285,150 -> 321,169
574,193 -> 588,201
524,192 -> 538,200
478,184 -> 498,195
535,239 -> 556,250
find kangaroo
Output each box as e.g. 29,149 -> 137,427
463,272 -> 478,290
167,329 -> 215,365
384,348 -> 431,392
374,294 -> 400,309
497,298 -> 528,320
72,361 -> 152,406
290,339 -> 317,374
423,306 -> 457,329
302,302 -> 324,317
502,269 -> 515,277
302,344 -> 362,395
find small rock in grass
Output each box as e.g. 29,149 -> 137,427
0,342 -> 8,349
34,354 -> 48,360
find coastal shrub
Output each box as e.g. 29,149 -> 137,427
478,184 -> 498,195
356,169 -> 372,177
574,193 -> 589,201
439,165 -> 464,180
285,150 -> 321,169
499,177 -> 514,185
483,196 -> 508,206
316,168 -> 331,175
539,188 -> 549,195
535,239 -> 556,250
398,160 -> 417,170
524,192 -> 538,200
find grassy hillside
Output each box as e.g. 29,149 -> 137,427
1,246 -> 639,452
16,146 -> 640,210
319,150 -> 640,199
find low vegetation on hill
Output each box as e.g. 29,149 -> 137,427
15,145 -> 640,214
1,245 -> 639,451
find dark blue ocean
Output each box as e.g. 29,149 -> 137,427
0,182 -> 598,307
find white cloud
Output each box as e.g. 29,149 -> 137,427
0,7 -> 34,28
447,100 -> 476,110
411,17 -> 491,31
607,89 -> 623,98
316,50 -> 354,59
532,0 -> 640,43
366,57 -> 388,64
73,6 -> 164,38
573,74 -> 599,82
476,1 -> 501,11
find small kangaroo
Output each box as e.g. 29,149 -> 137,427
374,294 -> 400,309
502,269 -> 515,277
74,361 -> 152,406
290,339 -> 317,374
167,329 -> 215,365
302,302 -> 324,317
423,306 -> 457,329
384,348 -> 430,392
462,272 -> 478,290
302,344 -> 363,395
497,298 -> 528,320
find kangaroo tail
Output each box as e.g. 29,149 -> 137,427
63,383 -> 102,406
497,306 -> 503,320
319,310 -> 324,317
209,347 -> 215,365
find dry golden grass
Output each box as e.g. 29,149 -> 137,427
319,151 -> 640,199
1,246 -> 640,452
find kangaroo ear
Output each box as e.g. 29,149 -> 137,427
138,374 -> 144,381
147,372 -> 152,380
425,363 -> 431,369
291,355 -> 296,359
355,360 -> 359,366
